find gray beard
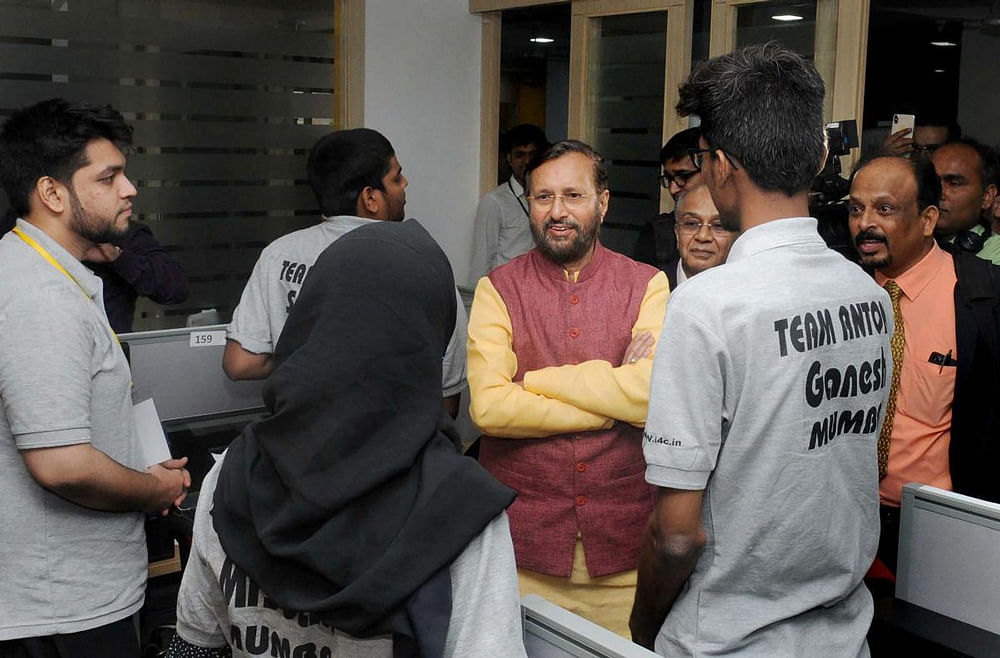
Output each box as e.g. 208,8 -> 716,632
531,217 -> 600,266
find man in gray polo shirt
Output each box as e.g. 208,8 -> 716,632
223,128 -> 467,416
630,45 -> 891,656
0,99 -> 190,657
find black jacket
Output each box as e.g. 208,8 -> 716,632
950,251 -> 1000,503
633,212 -> 680,289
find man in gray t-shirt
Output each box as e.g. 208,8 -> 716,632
0,101 -> 189,656
223,128 -> 467,416
630,45 -> 889,657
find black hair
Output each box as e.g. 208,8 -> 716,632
0,98 -> 133,217
941,137 -> 999,189
525,140 -> 607,194
504,124 -> 549,152
307,128 -> 395,217
851,153 -> 942,212
914,113 -> 962,141
659,127 -> 701,164
676,42 -> 826,196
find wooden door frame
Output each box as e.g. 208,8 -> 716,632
708,0 -> 870,157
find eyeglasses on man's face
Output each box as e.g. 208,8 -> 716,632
912,143 -> 942,156
658,169 -> 700,190
687,147 -> 740,171
525,192 -> 594,209
676,218 -> 730,236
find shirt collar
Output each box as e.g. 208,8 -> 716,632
675,260 -> 688,285
15,218 -> 102,299
726,217 -> 823,264
875,241 -> 952,302
944,223 -> 986,243
322,215 -> 380,228
507,176 -> 525,197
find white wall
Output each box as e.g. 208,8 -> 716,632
364,0 -> 483,286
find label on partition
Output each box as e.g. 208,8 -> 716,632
189,330 -> 226,347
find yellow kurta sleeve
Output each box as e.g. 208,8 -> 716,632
522,271 -> 669,426
467,276 -> 614,439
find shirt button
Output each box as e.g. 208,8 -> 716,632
576,462 -> 587,473
568,327 -> 580,339
576,495 -> 586,507
569,294 -> 580,305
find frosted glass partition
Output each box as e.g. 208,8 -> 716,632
587,11 -> 667,247
0,0 -> 338,330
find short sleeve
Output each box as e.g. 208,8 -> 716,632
174,545 -> 230,650
175,468 -> 231,649
226,256 -> 276,355
643,303 -> 729,490
0,289 -> 98,448
444,512 -> 527,658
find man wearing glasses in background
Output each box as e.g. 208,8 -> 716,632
881,113 -> 961,159
467,139 -> 669,638
672,183 -> 737,286
633,127 -> 702,287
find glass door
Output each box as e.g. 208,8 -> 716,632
709,0 -> 869,152
569,0 -> 694,251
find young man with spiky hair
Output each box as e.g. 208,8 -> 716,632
631,44 -> 892,656
222,128 -> 467,417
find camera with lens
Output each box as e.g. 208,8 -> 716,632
811,119 -> 859,261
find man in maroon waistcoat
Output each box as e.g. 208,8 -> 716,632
467,140 -> 670,637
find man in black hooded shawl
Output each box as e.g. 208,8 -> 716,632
168,219 -> 523,658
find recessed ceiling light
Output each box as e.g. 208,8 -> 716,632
934,69 -> 946,73
530,37 -> 554,44
772,14 -> 804,22
930,40 -> 957,47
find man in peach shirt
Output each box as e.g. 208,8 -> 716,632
467,140 -> 669,637
849,153 -> 1000,574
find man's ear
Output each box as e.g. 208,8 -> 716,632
921,204 -> 940,237
356,186 -> 382,217
35,176 -> 67,215
981,183 -> 997,212
597,188 -> 610,223
711,150 -> 734,189
817,144 -> 830,175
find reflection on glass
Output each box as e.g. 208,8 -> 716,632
587,11 -> 667,251
0,0 -> 337,330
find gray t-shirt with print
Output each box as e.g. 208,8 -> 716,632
0,220 -> 146,640
644,218 -> 890,657
227,216 -> 467,396
175,458 -> 527,658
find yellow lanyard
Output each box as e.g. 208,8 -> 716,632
13,226 -> 121,345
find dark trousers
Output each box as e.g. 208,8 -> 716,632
0,616 -> 138,658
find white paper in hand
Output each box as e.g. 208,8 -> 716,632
132,398 -> 172,468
